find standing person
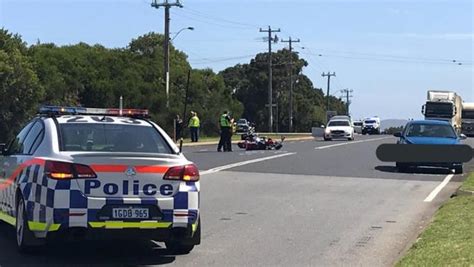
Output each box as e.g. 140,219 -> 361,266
188,111 -> 200,142
217,110 -> 232,152
175,114 -> 183,142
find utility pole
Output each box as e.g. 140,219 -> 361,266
321,72 -> 336,121
341,89 -> 354,115
151,0 -> 183,108
260,26 -> 280,132
281,37 -> 300,132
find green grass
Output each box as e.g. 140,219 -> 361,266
460,172 -> 474,192
397,173 -> 474,267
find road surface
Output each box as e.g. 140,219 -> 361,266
0,135 -> 472,266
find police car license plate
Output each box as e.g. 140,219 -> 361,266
112,207 -> 149,219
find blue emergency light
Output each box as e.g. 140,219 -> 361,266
39,106 -> 149,117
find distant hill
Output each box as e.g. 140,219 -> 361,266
380,119 -> 408,130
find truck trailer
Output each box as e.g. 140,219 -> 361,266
461,102 -> 474,136
422,90 -> 462,133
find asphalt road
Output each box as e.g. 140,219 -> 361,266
0,135 -> 472,266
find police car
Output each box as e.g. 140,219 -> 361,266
0,106 -> 200,253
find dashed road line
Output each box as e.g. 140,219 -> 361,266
423,174 -> 454,202
201,152 -> 296,175
315,137 -> 391,150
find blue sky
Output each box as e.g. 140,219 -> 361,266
1,0 -> 472,120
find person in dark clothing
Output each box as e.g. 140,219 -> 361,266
175,114 -> 183,142
217,111 -> 232,152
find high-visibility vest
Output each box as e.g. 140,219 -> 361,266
189,116 -> 200,127
220,114 -> 230,127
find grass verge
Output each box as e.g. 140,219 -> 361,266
460,172 -> 474,192
396,173 -> 474,266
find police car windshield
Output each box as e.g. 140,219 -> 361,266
365,120 -> 376,124
328,121 -> 350,127
59,123 -> 172,153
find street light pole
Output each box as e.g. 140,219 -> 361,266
171,27 -> 194,41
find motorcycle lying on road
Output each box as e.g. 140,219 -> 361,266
237,131 -> 285,150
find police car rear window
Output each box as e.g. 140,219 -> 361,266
59,123 -> 172,154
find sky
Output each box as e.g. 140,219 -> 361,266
1,0 -> 473,121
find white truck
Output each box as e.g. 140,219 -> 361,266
422,90 -> 462,133
461,102 -> 474,136
362,117 -> 381,135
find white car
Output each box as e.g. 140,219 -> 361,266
0,106 -> 200,253
353,121 -> 363,134
324,119 -> 355,141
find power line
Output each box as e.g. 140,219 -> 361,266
298,47 -> 471,66
311,48 -> 472,64
190,54 -> 255,64
183,7 -> 264,28
173,9 -> 256,30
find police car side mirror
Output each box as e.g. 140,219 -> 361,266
459,134 -> 467,140
393,132 -> 402,138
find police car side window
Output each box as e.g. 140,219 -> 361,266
7,121 -> 35,155
22,121 -> 45,155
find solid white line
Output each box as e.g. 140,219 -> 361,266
424,174 -> 454,202
315,137 -> 391,150
201,152 -> 296,175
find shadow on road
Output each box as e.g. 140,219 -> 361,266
375,165 -> 452,175
0,222 -> 177,266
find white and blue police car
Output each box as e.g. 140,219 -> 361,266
0,106 -> 200,253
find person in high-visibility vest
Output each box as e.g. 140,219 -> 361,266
217,110 -> 232,152
188,111 -> 200,142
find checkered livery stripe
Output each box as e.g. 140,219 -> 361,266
0,158 -> 200,232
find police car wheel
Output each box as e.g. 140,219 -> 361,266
165,241 -> 195,255
165,220 -> 200,254
16,197 -> 38,252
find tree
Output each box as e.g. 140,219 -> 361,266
0,29 -> 44,142
220,49 -> 347,132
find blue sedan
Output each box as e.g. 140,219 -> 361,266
393,120 -> 467,173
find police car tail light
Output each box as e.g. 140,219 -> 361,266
74,164 -> 98,179
163,164 -> 200,182
45,160 -> 97,180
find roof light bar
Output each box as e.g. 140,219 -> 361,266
39,106 -> 149,117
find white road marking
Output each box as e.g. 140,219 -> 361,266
315,137 -> 391,150
423,174 -> 454,202
201,152 -> 296,175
